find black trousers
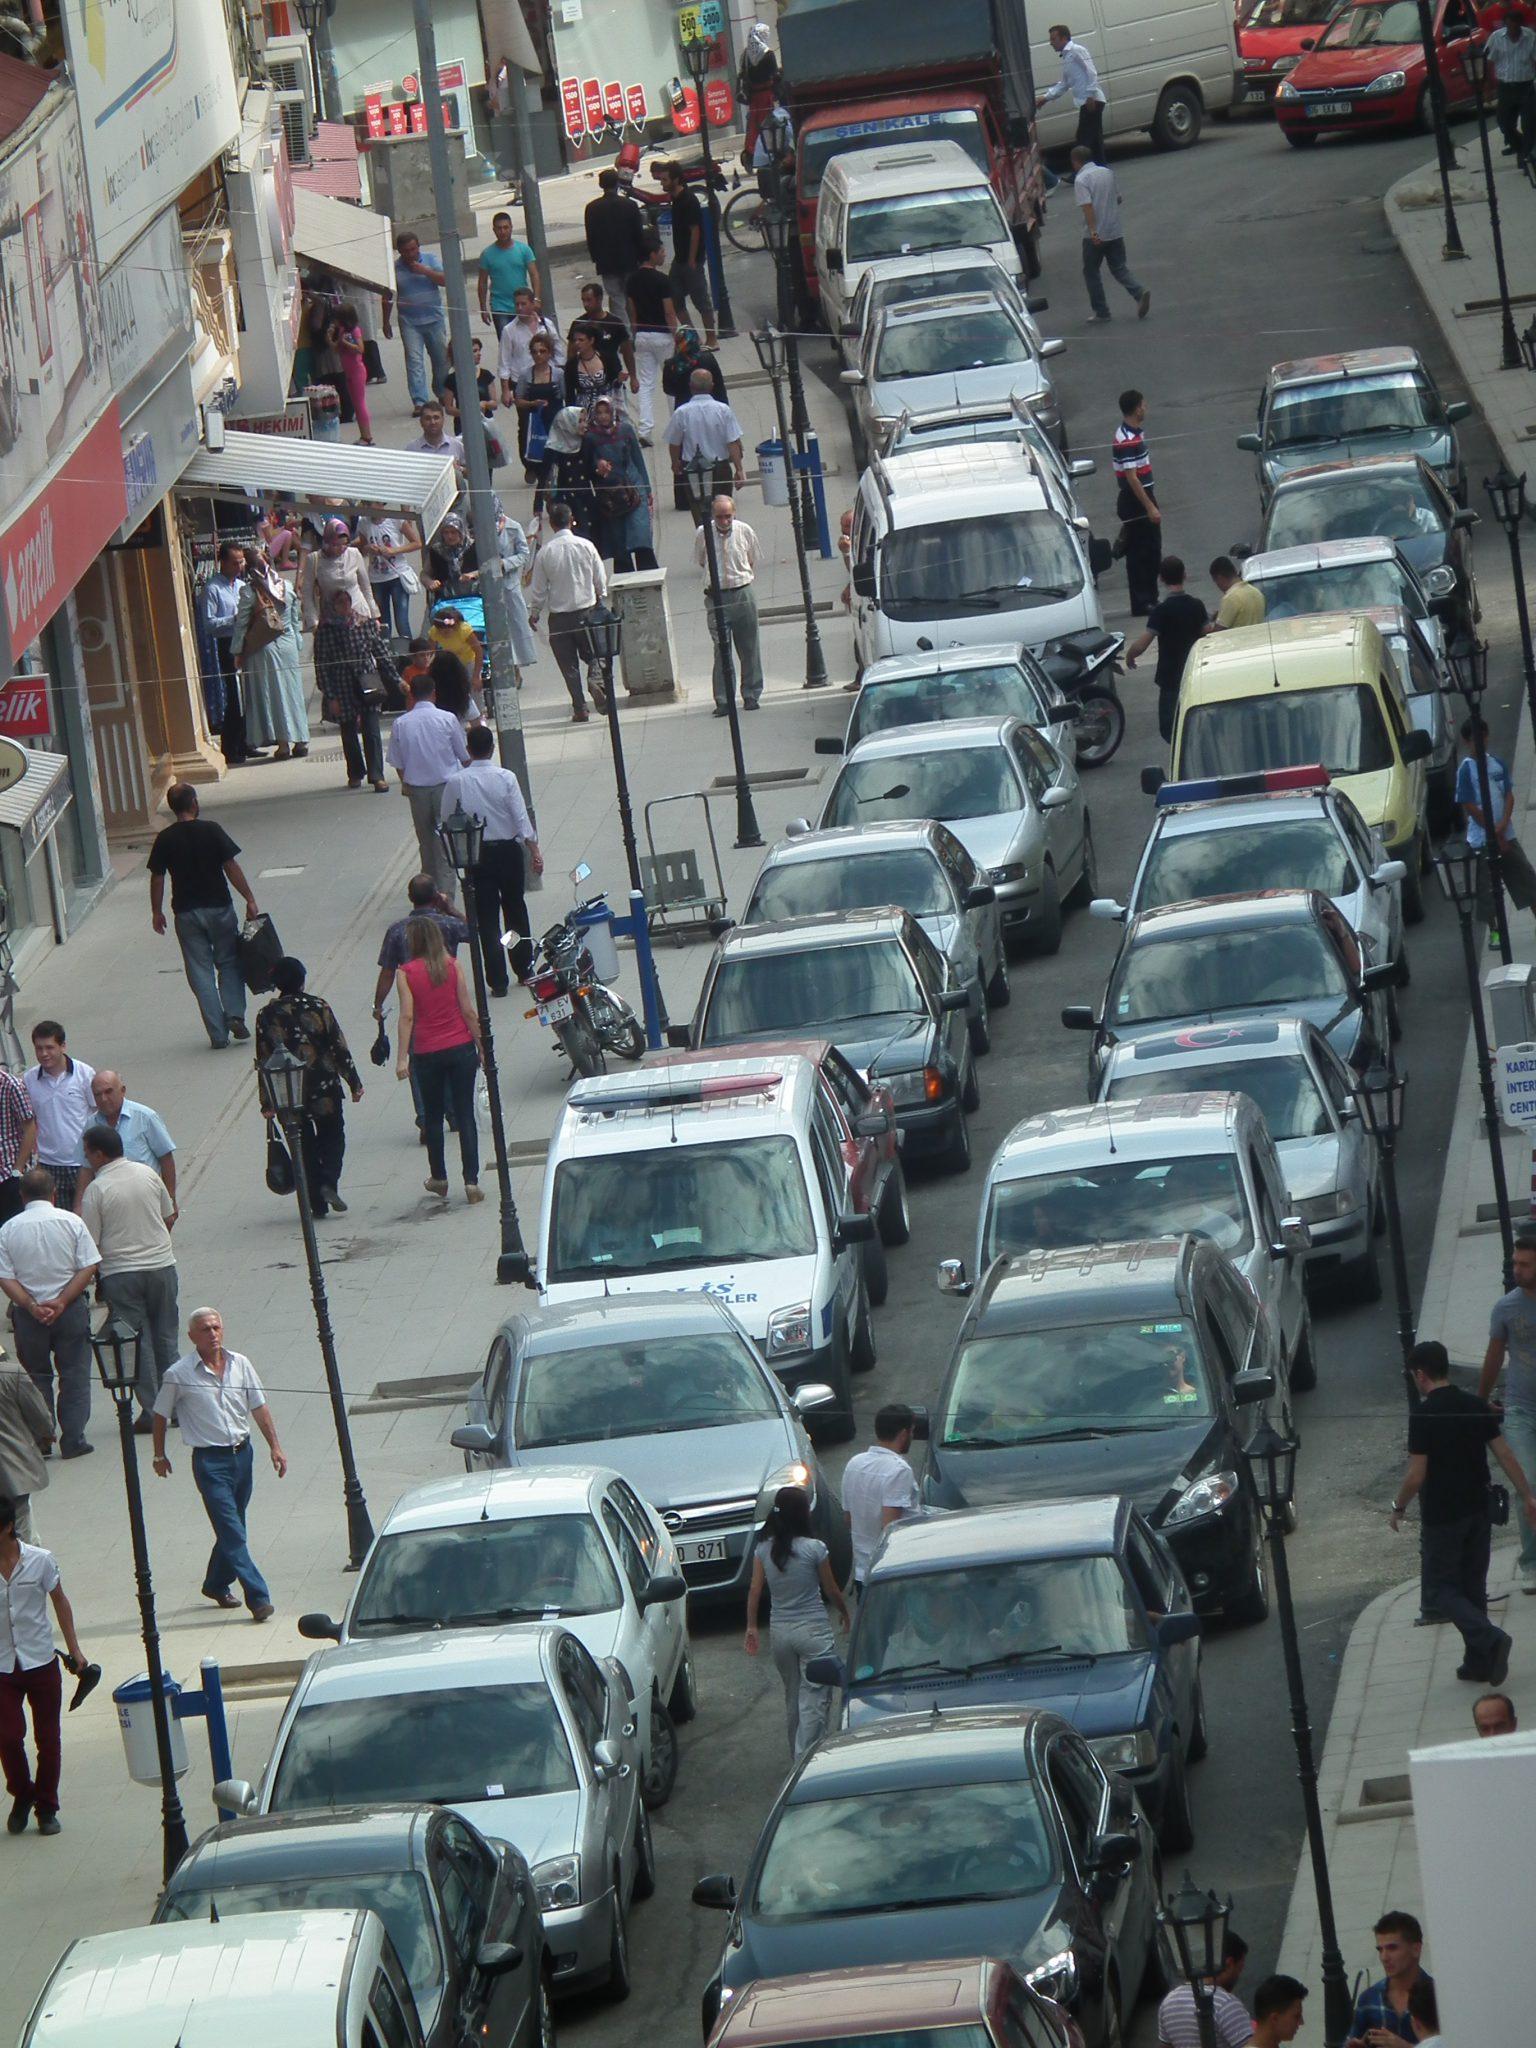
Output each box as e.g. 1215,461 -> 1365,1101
1076,98 -> 1106,163
298,1087 -> 347,1211
214,635 -> 249,762
1420,1510 -> 1502,1670
338,704 -> 384,784
472,839 -> 532,988
1116,484 -> 1161,615
1496,78 -> 1536,160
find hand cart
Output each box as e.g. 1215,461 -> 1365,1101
641,792 -> 728,942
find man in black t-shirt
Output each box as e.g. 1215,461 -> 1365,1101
146,784 -> 261,1050
1124,556 -> 1208,742
625,238 -> 680,441
1390,1340 -> 1536,1683
583,170 -> 650,318
662,163 -> 717,351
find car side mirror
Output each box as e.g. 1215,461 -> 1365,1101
1039,337 -> 1066,360
1452,507 -> 1479,530
840,320 -> 860,338
592,1739 -> 625,1782
1157,1612 -> 1201,1648
784,816 -> 812,838
1040,784 -> 1072,810
826,248 -> 844,274
936,1257 -> 972,1296
1427,593 -> 1457,620
854,1110 -> 890,1137
1370,858 -> 1408,889
1236,431 -> 1262,452
840,367 -> 865,385
1089,1828 -> 1141,1869
475,1940 -> 523,1977
908,1403 -> 930,1440
792,1382 -> 837,1413
805,1652 -> 846,1687
692,1873 -> 739,1910
1233,1366 -> 1276,1404
1089,898 -> 1126,922
938,987 -> 970,1012
664,1022 -> 692,1047
1026,293 -> 1050,313
1445,400 -> 1471,423
1045,699 -> 1076,724
1360,961 -> 1400,992
297,1612 -> 342,1641
641,1572 -> 688,1608
1140,766 -> 1167,796
851,563 -> 876,599
1069,457 -> 1096,478
1279,1213 -> 1312,1255
835,1210 -> 878,1250
814,734 -> 845,754
1061,1005 -> 1097,1032
451,1422 -> 496,1456
213,1778 -> 257,1817
963,882 -> 997,908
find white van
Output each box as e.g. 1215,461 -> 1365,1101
849,437 -> 1106,671
1031,0 -> 1238,152
815,140 -> 1020,334
21,1910 -> 422,2048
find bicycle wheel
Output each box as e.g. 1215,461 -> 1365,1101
722,187 -> 764,255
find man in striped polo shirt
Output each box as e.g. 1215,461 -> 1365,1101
1113,389 -> 1162,618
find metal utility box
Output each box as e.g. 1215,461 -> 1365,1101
611,568 -> 682,701
366,137 -> 476,245
1488,962 -> 1536,1052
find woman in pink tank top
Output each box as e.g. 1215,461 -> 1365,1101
394,916 -> 483,1201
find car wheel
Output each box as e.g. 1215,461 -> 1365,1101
633,1799 -> 658,1897
1101,1972 -> 1126,2048
941,1104 -> 973,1175
1414,83 -> 1434,132
863,1227 -> 890,1307
1158,1746 -> 1195,1852
818,1330 -> 857,1443
641,1696 -> 678,1810
851,1274 -> 878,1372
1352,1234 -> 1384,1304
1291,1307 -> 1318,1394
1400,838 -> 1426,923
1187,1673 -> 1209,1762
968,976 -> 992,1055
1284,127 -> 1318,146
961,1052 -> 981,1114
1387,983 -> 1403,1043
987,949 -> 1012,1007
668,1646 -> 699,1724
877,1159 -> 911,1246
603,1877 -> 631,2001
532,1966 -> 557,2048
1150,81 -> 1203,148
1228,1525 -> 1271,1627
1068,817 -> 1098,909
1031,864 -> 1064,955
1396,940 -> 1411,988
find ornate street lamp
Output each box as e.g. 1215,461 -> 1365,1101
1449,638 -> 1512,964
1462,44 -> 1521,368
688,464 -> 764,849
580,608 -> 644,895
292,0 -> 342,123
752,324 -> 828,692
1484,469 -> 1536,747
1436,838 -> 1516,1289
677,30 -> 735,335
1158,1873 -> 1232,2048
1354,1065 -> 1415,1394
1414,0 -> 1466,260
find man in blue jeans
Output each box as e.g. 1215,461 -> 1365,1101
393,231 -> 450,414
1481,1231 -> 1536,1594
146,785 -> 260,1049
151,1307 -> 287,1622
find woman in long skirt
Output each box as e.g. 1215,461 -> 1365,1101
232,551 -> 310,759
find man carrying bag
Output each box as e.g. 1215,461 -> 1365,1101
313,587 -> 400,793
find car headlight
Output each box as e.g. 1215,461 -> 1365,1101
1089,1728 -> 1160,1771
1276,77 -> 1299,98
989,862 -> 1027,884
1025,1949 -> 1080,2004
1293,1189 -> 1352,1224
766,1301 -> 812,1357
1425,564 -> 1456,597
1274,53 -> 1299,70
1165,1468 -> 1239,1527
887,1065 -> 946,1106
1362,68 -> 1406,91
533,1855 -> 581,1912
757,1460 -> 814,1521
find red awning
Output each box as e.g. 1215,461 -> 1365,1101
292,120 -> 362,202
0,51 -> 55,145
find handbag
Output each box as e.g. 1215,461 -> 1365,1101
369,1016 -> 390,1067
596,482 -> 642,520
1490,1482 -> 1511,1526
525,409 -> 552,465
241,586 -> 286,655
265,1130 -> 295,1196
237,911 -> 285,993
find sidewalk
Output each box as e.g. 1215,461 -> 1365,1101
0,225 -> 851,2026
1277,141 -> 1536,1993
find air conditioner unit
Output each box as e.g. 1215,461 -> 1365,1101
265,32 -> 315,166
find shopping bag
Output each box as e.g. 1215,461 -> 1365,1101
265,1130 -> 295,1196
369,1015 -> 391,1067
237,911 -> 285,993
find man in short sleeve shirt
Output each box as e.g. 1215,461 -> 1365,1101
842,1403 -> 921,1591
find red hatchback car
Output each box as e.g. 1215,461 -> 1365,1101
1274,0 -> 1484,143
1236,0 -> 1346,103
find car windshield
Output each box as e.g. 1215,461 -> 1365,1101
704,940 -> 927,1038
349,1514 -> 622,1631
1267,370 -> 1439,446
939,1319 -> 1215,1448
1113,924 -> 1346,1024
1265,475 -> 1445,548
802,111 -> 988,197
1317,1 -> 1423,46
160,1871 -> 443,2020
747,849 -> 953,923
854,1556 -> 1147,1682
1242,0 -> 1337,24
984,1157 -> 1253,1261
1180,687 -> 1395,778
876,308 -> 1027,379
1138,819 -> 1355,908
825,747 -> 1021,826
269,1684 -> 577,1812
847,188 -> 1007,262
1254,561 -> 1425,619
881,514 -> 1083,617
753,1779 -> 1056,1919
1107,1053 -> 1334,1141
548,1137 -> 816,1280
850,664 -> 1049,743
517,1333 -> 780,1446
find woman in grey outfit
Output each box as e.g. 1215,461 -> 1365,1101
745,1486 -> 849,1758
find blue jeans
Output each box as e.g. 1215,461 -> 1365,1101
1082,235 -> 1145,318
1499,1405 -> 1536,1571
192,1441 -> 270,1608
373,577 -> 413,638
400,317 -> 450,408
413,1041 -> 480,1184
174,905 -> 246,1046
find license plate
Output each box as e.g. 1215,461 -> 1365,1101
536,994 -> 574,1025
677,1537 -> 728,1565
1307,100 -> 1350,115
1243,84 -> 1269,101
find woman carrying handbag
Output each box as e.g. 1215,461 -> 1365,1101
232,549 -> 310,760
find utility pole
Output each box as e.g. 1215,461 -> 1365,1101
411,0 -> 533,799
508,67 -> 555,329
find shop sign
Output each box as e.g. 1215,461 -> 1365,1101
678,0 -> 725,36
704,80 -> 735,126
626,84 -> 649,125
560,77 -> 586,138
0,736 -> 27,793
122,431 -> 158,525
0,678 -> 50,739
672,85 -> 702,134
0,406 -> 126,663
100,207 -> 194,411
604,82 -> 626,128
582,78 -> 607,132
237,401 -> 312,438
21,775 -> 72,862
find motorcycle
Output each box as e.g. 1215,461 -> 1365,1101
525,890 -> 646,1080
1038,629 -> 1126,770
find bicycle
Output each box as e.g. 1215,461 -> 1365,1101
722,178 -> 771,254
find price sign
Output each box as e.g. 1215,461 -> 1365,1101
626,83 -> 649,125
560,76 -> 586,138
582,77 -> 606,133
387,101 -> 408,135
409,101 -> 428,132
604,81 -> 626,128
678,0 -> 725,36
364,93 -> 385,139
672,84 -> 702,134
704,78 -> 735,126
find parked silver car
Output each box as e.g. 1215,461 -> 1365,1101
823,642 -> 1076,756
836,246 -> 1052,369
843,291 -> 1063,464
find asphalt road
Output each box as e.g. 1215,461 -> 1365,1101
562,107 -> 1524,2047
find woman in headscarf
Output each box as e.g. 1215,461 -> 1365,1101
423,514 -> 480,603
580,397 -> 656,572
232,547 -> 311,760
661,324 -> 728,410
299,517 -> 376,630
536,406 -> 597,537
738,22 -> 782,166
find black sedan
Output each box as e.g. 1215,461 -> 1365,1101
692,1707 -> 1160,2046
154,1803 -> 551,2048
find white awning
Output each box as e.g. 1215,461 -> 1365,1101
178,433 -> 459,539
292,188 -> 394,294
0,747 -> 71,862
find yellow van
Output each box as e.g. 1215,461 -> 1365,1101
1152,613 -> 1433,920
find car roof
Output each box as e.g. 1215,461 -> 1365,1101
377,1466 -> 619,1536
861,642 -> 1031,682
1102,1017 -> 1320,1072
875,440 -> 1049,521
791,1708 -> 1047,1798
171,1806 -> 436,1888
759,820 -> 949,866
1243,538 -> 1407,575
293,1625 -> 562,1704
877,291 -> 1019,328
862,247 -> 1011,284
973,1239 -> 1195,1332
715,1959 -> 1001,2046
1126,889 -> 1327,941
1182,612 -> 1383,695
717,906 -> 916,956
827,138 -> 989,194
845,714 -> 1019,759
1149,785 -> 1347,834
868,1496 -> 1127,1578
502,1292 -> 745,1354
1269,347 -> 1423,386
1270,451 -> 1434,489
560,1050 -> 822,1135
989,1094 -> 1250,1172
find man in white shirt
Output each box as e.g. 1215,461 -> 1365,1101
442,726 -> 545,990
1156,1929 -> 1252,2048
0,1493 -> 87,1835
0,1170 -> 99,1459
842,1404 -> 921,1591
495,287 -> 565,394
80,1125 -> 178,1429
527,503 -> 609,722
386,673 -> 471,901
665,370 -> 747,524
152,1306 -> 287,1620
77,1072 -> 176,1218
1486,9 -> 1536,164
1038,22 -> 1108,160
24,1023 -> 95,1207
1074,147 -> 1149,323
695,496 -> 764,712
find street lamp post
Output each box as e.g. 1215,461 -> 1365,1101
1355,1064 -> 1416,1398
90,1318 -> 189,1884
678,31 -> 735,337
1485,470 -> 1536,739
687,465 -> 764,849
581,609 -> 644,895
436,806 -> 532,1287
1436,837 -> 1516,1290
752,323 -> 829,691
1158,1872 -> 1232,2048
1452,637 -> 1512,964
755,189 -> 817,538
1462,45 -> 1521,367
1243,1422 -> 1353,2048
258,1048 -> 376,1565
1415,0 -> 1467,259
293,0 -> 343,124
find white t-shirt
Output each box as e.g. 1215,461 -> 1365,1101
0,1541 -> 61,1669
842,1443 -> 920,1583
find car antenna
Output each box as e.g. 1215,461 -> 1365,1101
208,1899 -> 220,1923
1269,622 -> 1281,690
1103,1093 -> 1117,1156
480,1472 -> 493,1523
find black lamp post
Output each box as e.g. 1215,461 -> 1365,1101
688,465 -> 764,849
436,806 -> 532,1287
1158,1872 -> 1231,2048
581,608 -> 643,895
678,30 -> 735,337
1485,469 -> 1536,741
1416,0 -> 1467,259
292,0 -> 342,123
1451,636 -> 1513,965
752,324 -> 829,692
1243,1421 -> 1353,2048
91,1317 -> 189,1884
755,198 -> 817,539
1462,45 -> 1521,367
1437,837 -> 1516,1291
259,1048 -> 375,1564
1355,1064 -> 1416,1397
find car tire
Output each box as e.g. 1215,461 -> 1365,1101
820,1330 -> 857,1442
1291,1307 -> 1318,1394
1031,864 -> 1064,955
1228,1524 -> 1271,1627
968,977 -> 992,1056
987,950 -> 1012,1007
1284,127 -> 1318,146
1187,1672 -> 1209,1762
1068,817 -> 1098,909
1414,83 -> 1434,133
532,1966 -> 557,2048
1401,836 -> 1426,923
1102,1972 -> 1126,2048
851,1275 -> 878,1373
1387,984 -> 1403,1043
878,1159 -> 911,1246
603,1878 -> 632,2001
641,1696 -> 678,1811
668,1647 -> 699,1724
941,1105 -> 973,1175
1159,1746 -> 1196,1852
1396,940 -> 1411,988
863,1227 -> 890,1307
1353,1234 -> 1384,1304
633,1800 -> 658,1897
1150,82 -> 1203,149
962,1052 -> 981,1114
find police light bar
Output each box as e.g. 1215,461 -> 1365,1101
1154,765 -> 1330,808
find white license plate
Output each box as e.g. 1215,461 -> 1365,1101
676,1537 -> 728,1565
1244,84 -> 1269,101
1307,100 -> 1350,116
536,994 -> 574,1025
